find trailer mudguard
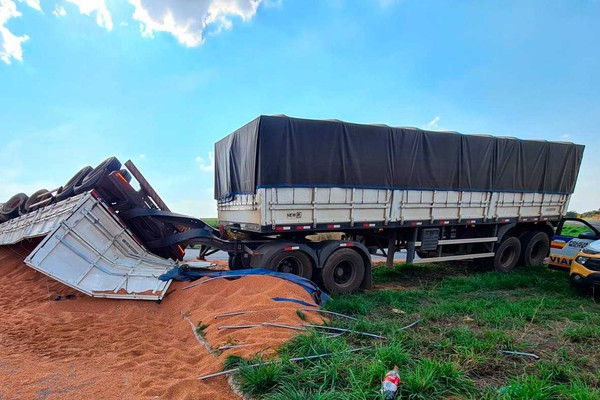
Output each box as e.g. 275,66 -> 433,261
249,241 -> 318,270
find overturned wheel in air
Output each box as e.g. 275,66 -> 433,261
56,166 -> 93,201
0,193 -> 28,221
74,157 -> 121,195
320,248 -> 365,294
20,189 -> 53,215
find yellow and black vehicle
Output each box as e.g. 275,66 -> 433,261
570,240 -> 600,287
549,217 -> 600,287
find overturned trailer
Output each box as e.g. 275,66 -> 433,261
216,115 -> 584,292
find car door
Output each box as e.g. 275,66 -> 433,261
549,218 -> 600,271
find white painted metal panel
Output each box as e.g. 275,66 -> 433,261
0,194 -> 87,245
218,187 -> 569,230
24,195 -> 174,300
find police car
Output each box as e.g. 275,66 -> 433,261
549,218 -> 600,287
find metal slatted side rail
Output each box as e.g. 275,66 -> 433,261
23,194 -> 175,301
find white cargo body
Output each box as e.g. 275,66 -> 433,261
0,192 -> 175,300
215,116 -> 582,235
218,187 -> 569,232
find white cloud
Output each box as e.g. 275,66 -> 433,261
426,115 -> 441,129
129,0 -> 261,47
0,0 -> 29,64
195,152 -> 214,172
52,5 -> 66,17
3,0 -> 267,64
20,0 -> 40,11
66,0 -> 112,30
139,153 -> 146,158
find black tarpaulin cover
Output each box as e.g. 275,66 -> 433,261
214,115 -> 584,201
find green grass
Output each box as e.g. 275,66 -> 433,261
560,224 -> 591,238
201,218 -> 219,228
228,263 -> 600,399
195,321 -> 209,337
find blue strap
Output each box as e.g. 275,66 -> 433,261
160,267 -> 329,306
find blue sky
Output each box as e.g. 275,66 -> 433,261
1,0 -> 599,217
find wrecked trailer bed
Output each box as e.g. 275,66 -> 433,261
0,192 -> 175,300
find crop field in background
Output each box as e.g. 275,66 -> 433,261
226,263 -> 600,399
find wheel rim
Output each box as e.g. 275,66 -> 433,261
277,256 -> 302,275
333,260 -> 354,285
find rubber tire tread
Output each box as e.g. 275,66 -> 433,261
321,248 -> 365,294
228,254 -> 251,270
493,236 -> 521,272
56,166 -> 93,201
74,157 -> 121,195
22,189 -> 52,214
267,250 -> 313,280
519,231 -> 550,267
0,193 -> 28,221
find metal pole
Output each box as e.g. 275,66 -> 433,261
386,229 -> 397,268
406,228 -> 418,265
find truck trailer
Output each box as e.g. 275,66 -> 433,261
215,115 -> 584,294
0,115 -> 586,297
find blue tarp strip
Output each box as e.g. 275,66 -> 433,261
272,297 -> 316,307
160,267 -> 329,306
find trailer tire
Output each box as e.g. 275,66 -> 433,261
321,248 -> 365,294
267,251 -> 313,280
0,193 -> 28,221
519,231 -> 550,267
74,157 -> 121,194
493,236 -> 521,272
56,166 -> 93,201
229,254 -> 250,270
21,189 -> 53,214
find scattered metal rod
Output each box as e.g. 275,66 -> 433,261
262,322 -> 307,332
327,332 -> 346,338
217,324 -> 260,330
197,347 -> 370,380
182,313 -> 218,357
303,324 -> 387,340
300,308 -> 358,321
399,319 -> 422,331
183,277 -> 222,290
214,311 -> 256,319
499,350 -> 540,360
218,344 -> 251,350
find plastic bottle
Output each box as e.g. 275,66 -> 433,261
380,366 -> 401,400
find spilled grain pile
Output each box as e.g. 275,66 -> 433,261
0,243 -> 323,399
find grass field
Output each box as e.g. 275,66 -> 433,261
560,224 -> 591,238
201,218 -> 219,228
226,263 -> 600,399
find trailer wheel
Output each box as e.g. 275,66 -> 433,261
493,236 -> 521,272
519,231 -> 550,267
229,253 -> 251,270
268,251 -> 313,280
21,189 -> 53,214
74,157 -> 121,194
56,166 -> 93,201
0,193 -> 28,221
321,248 -> 365,294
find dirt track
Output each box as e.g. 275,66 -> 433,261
0,242 -> 322,399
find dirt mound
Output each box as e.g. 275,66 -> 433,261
0,243 -> 322,399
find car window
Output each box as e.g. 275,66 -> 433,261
559,220 -> 595,238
